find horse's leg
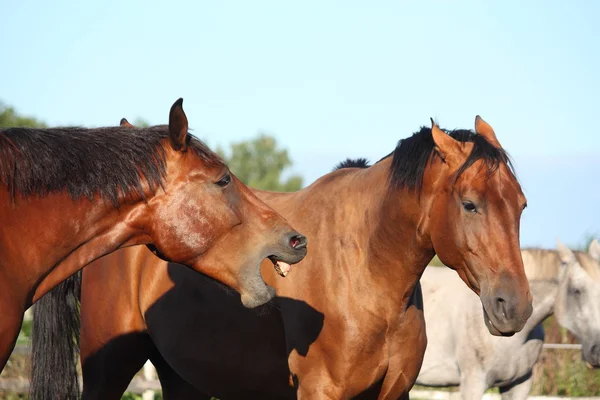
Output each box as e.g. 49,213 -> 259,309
149,350 -> 212,400
459,372 -> 488,400
499,372 -> 533,400
81,332 -> 153,400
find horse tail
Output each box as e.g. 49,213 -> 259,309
30,270 -> 82,400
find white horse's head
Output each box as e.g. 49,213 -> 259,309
555,239 -> 600,368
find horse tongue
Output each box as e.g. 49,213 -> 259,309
274,261 -> 292,277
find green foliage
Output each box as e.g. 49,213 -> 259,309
218,133 -> 303,192
0,394 -> 28,399
428,255 -> 445,267
0,102 -> 46,128
16,320 -> 32,345
575,232 -> 599,251
132,118 -> 151,128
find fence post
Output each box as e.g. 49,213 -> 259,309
142,360 -> 157,400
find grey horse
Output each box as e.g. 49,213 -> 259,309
414,239 -> 600,400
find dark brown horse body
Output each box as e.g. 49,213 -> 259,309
0,99 -> 306,379
34,117 -> 532,399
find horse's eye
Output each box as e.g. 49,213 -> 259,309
462,201 -> 477,213
216,173 -> 231,187
571,288 -> 582,297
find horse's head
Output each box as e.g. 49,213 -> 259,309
128,99 -> 307,308
425,117 -> 531,336
555,239 -> 600,368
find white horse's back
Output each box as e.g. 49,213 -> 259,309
415,242 -> 600,400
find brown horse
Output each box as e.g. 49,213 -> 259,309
33,116 -> 532,399
0,98 -> 307,380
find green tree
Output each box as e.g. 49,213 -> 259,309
218,133 -> 303,192
0,102 -> 47,128
133,117 -> 150,128
576,232 -> 599,251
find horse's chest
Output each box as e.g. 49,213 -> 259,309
344,303 -> 427,398
382,309 -> 427,391
286,310 -> 392,397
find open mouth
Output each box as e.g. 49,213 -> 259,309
268,255 -> 292,278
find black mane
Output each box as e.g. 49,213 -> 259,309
333,157 -> 371,171
388,126 -> 513,192
0,125 -> 221,205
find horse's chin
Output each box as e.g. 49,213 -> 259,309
483,308 -> 515,337
240,281 -> 276,308
582,347 -> 600,369
240,285 -> 276,308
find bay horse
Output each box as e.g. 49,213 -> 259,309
0,98 -> 307,378
33,116 -> 532,399
416,239 -> 600,400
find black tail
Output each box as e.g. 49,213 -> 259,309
30,271 -> 82,400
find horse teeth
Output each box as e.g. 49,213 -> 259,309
274,263 -> 287,277
273,261 -> 291,277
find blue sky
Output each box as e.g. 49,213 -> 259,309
1,1 -> 598,248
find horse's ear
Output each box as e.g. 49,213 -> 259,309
168,98 -> 188,152
430,118 -> 462,165
557,239 -> 577,265
475,115 -> 501,148
588,239 -> 600,262
120,118 -> 134,128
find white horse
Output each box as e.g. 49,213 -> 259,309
415,239 -> 600,400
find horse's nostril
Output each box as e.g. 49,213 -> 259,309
290,234 -> 307,249
494,297 -> 508,319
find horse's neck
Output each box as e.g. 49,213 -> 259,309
359,159 -> 434,306
0,190 -> 146,305
519,279 -> 558,336
266,159 -> 433,312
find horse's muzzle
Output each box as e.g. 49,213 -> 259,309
481,284 -> 533,336
583,343 -> 600,368
272,231 -> 308,265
